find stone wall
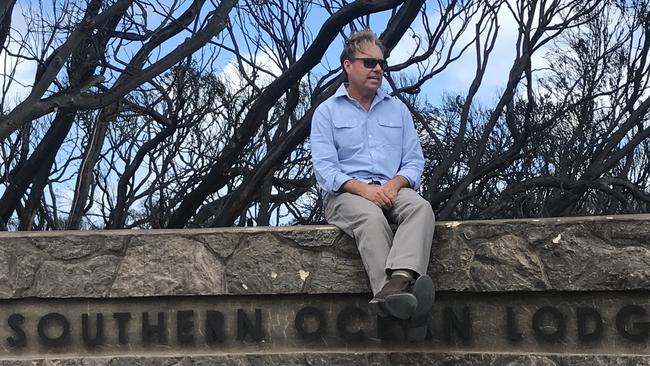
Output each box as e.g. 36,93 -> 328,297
0,214 -> 649,364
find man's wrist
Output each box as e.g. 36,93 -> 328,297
340,179 -> 369,196
388,176 -> 409,189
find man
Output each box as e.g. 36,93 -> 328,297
310,29 -> 435,340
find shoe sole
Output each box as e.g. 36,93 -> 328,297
407,275 -> 435,341
375,292 -> 418,320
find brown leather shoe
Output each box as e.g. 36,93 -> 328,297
369,275 -> 418,319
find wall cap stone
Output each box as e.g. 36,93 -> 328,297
0,214 -> 648,299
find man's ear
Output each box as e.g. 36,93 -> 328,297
343,60 -> 353,75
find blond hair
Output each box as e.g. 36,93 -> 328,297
340,29 -> 386,67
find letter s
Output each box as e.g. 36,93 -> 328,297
7,314 -> 27,348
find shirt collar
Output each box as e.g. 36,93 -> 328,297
334,83 -> 392,101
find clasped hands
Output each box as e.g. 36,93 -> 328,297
362,181 -> 400,209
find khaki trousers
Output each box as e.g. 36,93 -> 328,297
324,188 -> 435,295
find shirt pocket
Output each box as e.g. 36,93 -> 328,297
377,119 -> 403,150
333,119 -> 364,150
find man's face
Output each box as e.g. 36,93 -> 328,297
344,43 -> 385,95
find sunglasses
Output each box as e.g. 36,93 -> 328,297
348,57 -> 388,70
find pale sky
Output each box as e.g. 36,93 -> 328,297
2,1 -> 534,112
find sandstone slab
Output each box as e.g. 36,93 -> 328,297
109,234 -> 225,297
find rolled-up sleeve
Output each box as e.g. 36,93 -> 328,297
310,105 -> 352,194
395,104 -> 424,189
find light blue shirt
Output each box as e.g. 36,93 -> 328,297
310,84 -> 425,195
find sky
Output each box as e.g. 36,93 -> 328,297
2,0 -> 535,113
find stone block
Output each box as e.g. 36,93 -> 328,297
110,234 -> 224,297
